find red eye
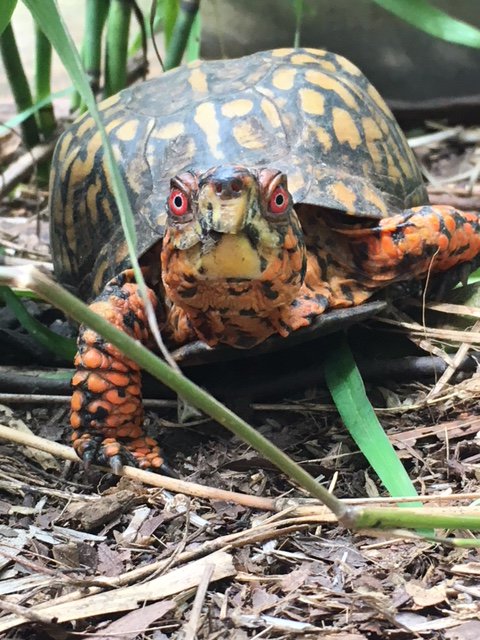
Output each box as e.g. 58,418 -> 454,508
168,189 -> 189,217
269,186 -> 289,214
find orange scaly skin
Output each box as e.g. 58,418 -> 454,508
71,270 -> 167,472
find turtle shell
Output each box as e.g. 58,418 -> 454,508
50,47 -> 427,301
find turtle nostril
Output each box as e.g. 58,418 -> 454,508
230,179 -> 242,193
214,182 -> 223,194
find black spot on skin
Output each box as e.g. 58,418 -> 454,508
341,284 -> 354,302
259,257 -> 268,272
198,266 -> 206,275
244,223 -> 260,249
183,273 -> 197,283
262,281 -> 279,300
314,293 -> 329,308
179,286 -> 198,299
123,310 -> 137,330
228,287 -> 246,296
91,405 -> 109,420
117,387 -> 126,398
239,308 -> 257,316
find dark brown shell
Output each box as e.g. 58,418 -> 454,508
50,47 -> 427,300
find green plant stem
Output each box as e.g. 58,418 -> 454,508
34,25 -> 55,138
104,0 -> 131,97
355,507 -> 480,532
13,265 -> 348,521
84,0 -> 110,94
0,23 -> 39,148
164,0 -> 199,70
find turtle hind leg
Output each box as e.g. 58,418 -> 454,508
71,270 -> 170,474
344,205 -> 480,286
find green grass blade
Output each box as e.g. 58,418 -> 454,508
371,0 -> 480,48
0,285 -> 76,360
0,0 -> 17,37
324,333 -> 420,502
0,88 -> 73,136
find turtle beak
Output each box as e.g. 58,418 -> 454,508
197,167 -> 258,235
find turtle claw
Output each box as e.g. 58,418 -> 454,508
74,434 -> 170,475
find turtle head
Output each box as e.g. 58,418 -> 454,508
161,165 -> 307,347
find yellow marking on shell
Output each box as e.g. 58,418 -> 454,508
366,140 -> 383,170
260,98 -> 281,128
98,93 -> 121,111
272,68 -> 296,91
314,126 -> 332,151
286,169 -> 305,195
152,121 -> 186,139
194,102 -> 222,159
233,120 -> 266,150
105,118 -> 124,134
362,185 -> 388,216
305,70 -> 358,109
76,116 -> 95,139
115,241 -> 129,266
328,182 -> 357,212
125,155 -> 147,196
200,234 -> 262,279
362,117 -> 383,142
221,99 -> 254,118
188,67 -> 208,93
93,260 -> 109,297
332,107 -> 361,149
336,55 -> 362,75
103,197 -> 114,223
63,129 -> 101,183
272,48 -> 294,57
378,117 -> 390,135
299,88 -> 325,115
86,179 -> 101,225
398,154 -> 414,179
304,48 -> 326,56
115,120 -> 139,142
367,84 -> 391,115
318,60 -> 337,73
64,202 -> 76,249
56,130 -> 73,164
385,150 -> 401,180
290,53 -> 321,65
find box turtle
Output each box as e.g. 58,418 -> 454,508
50,48 -> 480,473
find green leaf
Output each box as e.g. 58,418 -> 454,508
0,0 -> 17,37
0,286 -> 76,360
324,334 -> 420,503
371,0 -> 480,48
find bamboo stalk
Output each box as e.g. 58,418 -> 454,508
164,0 -> 200,70
104,0 -> 131,97
34,25 -> 55,138
0,23 -> 39,148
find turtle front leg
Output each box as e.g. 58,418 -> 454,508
71,270 -> 168,473
345,205 -> 480,287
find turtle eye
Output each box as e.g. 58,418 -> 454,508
168,189 -> 189,217
268,186 -> 289,215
